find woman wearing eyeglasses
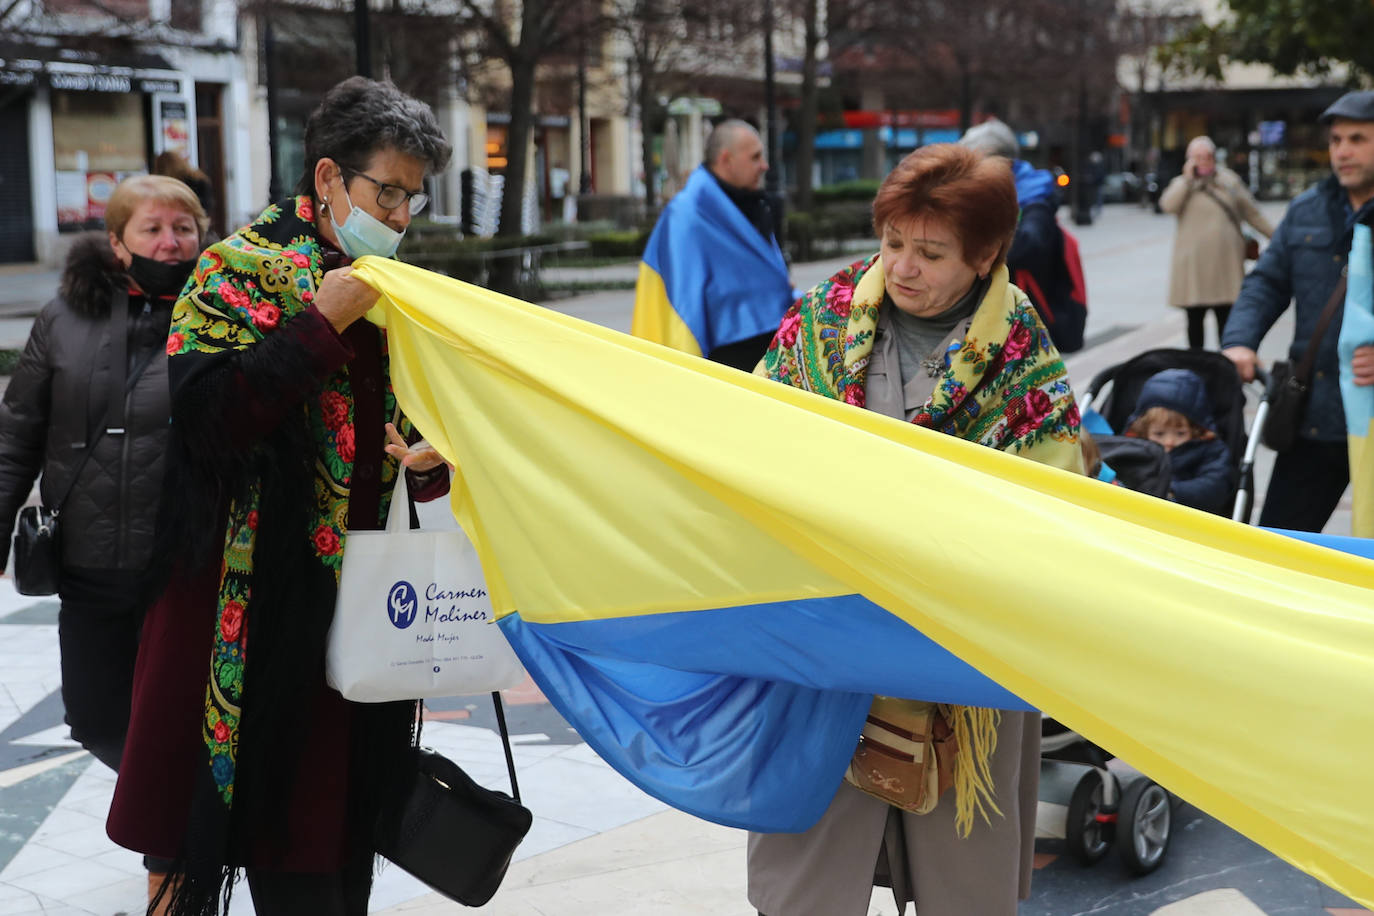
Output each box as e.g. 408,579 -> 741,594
107,77 -> 452,915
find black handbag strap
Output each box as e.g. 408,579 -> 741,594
106,288 -> 129,435
1197,184 -> 1248,241
491,691 -> 521,803
1293,271 -> 1348,387
52,289 -> 132,513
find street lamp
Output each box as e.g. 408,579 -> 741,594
762,0 -> 785,244
265,17 -> 283,202
578,12 -> 593,195
355,0 -> 371,78
763,0 -> 780,198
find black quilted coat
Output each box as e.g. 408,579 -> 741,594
0,234 -> 173,571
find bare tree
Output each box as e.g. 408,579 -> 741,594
610,0 -> 680,209
455,0 -> 598,238
608,0 -> 755,207
790,0 -> 823,209
821,0 -> 1121,169
1114,0 -> 1203,162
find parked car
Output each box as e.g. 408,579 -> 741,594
1101,172 -> 1143,204
1143,172 -> 1164,212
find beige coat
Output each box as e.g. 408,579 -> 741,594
1160,166 -> 1274,308
745,312 -> 1041,916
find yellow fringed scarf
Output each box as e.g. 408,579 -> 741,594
942,703 -> 1002,836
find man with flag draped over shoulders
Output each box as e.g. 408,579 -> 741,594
632,120 -> 798,370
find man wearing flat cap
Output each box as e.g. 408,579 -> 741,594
1222,90 -> 1374,531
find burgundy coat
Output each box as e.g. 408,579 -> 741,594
107,309 -> 446,871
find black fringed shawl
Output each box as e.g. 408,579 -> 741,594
158,197 -> 418,914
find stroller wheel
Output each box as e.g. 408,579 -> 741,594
1065,770 -> 1112,865
1117,779 -> 1172,874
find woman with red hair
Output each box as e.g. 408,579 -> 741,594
749,144 -> 1083,915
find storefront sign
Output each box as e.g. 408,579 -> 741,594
157,98 -> 191,155
151,93 -> 197,161
48,71 -> 132,93
667,97 -> 723,117
1259,121 -> 1286,147
842,109 -> 961,129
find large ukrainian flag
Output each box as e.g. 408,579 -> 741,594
354,257 -> 1374,910
632,164 -> 795,355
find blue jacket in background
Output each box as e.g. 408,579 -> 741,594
1222,175 -> 1374,442
1008,160 -> 1085,352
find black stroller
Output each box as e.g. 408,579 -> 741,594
1036,348 -> 1272,874
1082,347 -> 1272,522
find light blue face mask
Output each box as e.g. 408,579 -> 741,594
332,185 -> 406,259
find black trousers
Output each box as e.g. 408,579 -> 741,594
56,567 -> 145,773
708,330 -> 777,373
246,863 -> 371,916
1257,436 -> 1350,532
57,566 -> 173,873
1185,304 -> 1231,350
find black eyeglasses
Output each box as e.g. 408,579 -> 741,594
344,170 -> 430,215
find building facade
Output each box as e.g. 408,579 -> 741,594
1,0 -> 252,265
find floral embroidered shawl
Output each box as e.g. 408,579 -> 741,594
760,254 -> 1083,472
168,196 -> 403,808
758,253 -> 1082,832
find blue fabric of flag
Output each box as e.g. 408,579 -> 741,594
498,592 -> 1031,832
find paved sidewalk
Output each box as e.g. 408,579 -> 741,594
0,577 -> 673,916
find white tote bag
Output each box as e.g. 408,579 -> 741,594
326,473 -> 526,702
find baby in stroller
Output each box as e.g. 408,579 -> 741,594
1122,368 -> 1234,515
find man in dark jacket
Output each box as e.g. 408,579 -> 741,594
1222,90 -> 1374,531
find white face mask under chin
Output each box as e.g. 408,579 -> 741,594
331,185 -> 406,260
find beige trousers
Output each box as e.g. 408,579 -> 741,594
746,710 -> 1039,916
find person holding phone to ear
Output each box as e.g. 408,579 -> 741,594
1161,135 -> 1273,350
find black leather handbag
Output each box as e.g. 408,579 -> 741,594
12,505 -> 61,596
376,692 -> 533,907
1261,360 -> 1308,453
1261,275 -> 1346,453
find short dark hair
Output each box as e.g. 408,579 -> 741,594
704,119 -> 757,168
294,76 -> 453,197
871,144 -> 1018,269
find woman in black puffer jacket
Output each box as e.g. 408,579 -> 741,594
0,175 -> 205,883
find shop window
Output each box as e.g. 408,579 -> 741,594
51,89 -> 147,230
171,0 -> 203,31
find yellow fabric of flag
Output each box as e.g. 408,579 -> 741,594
352,256 -> 1374,908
